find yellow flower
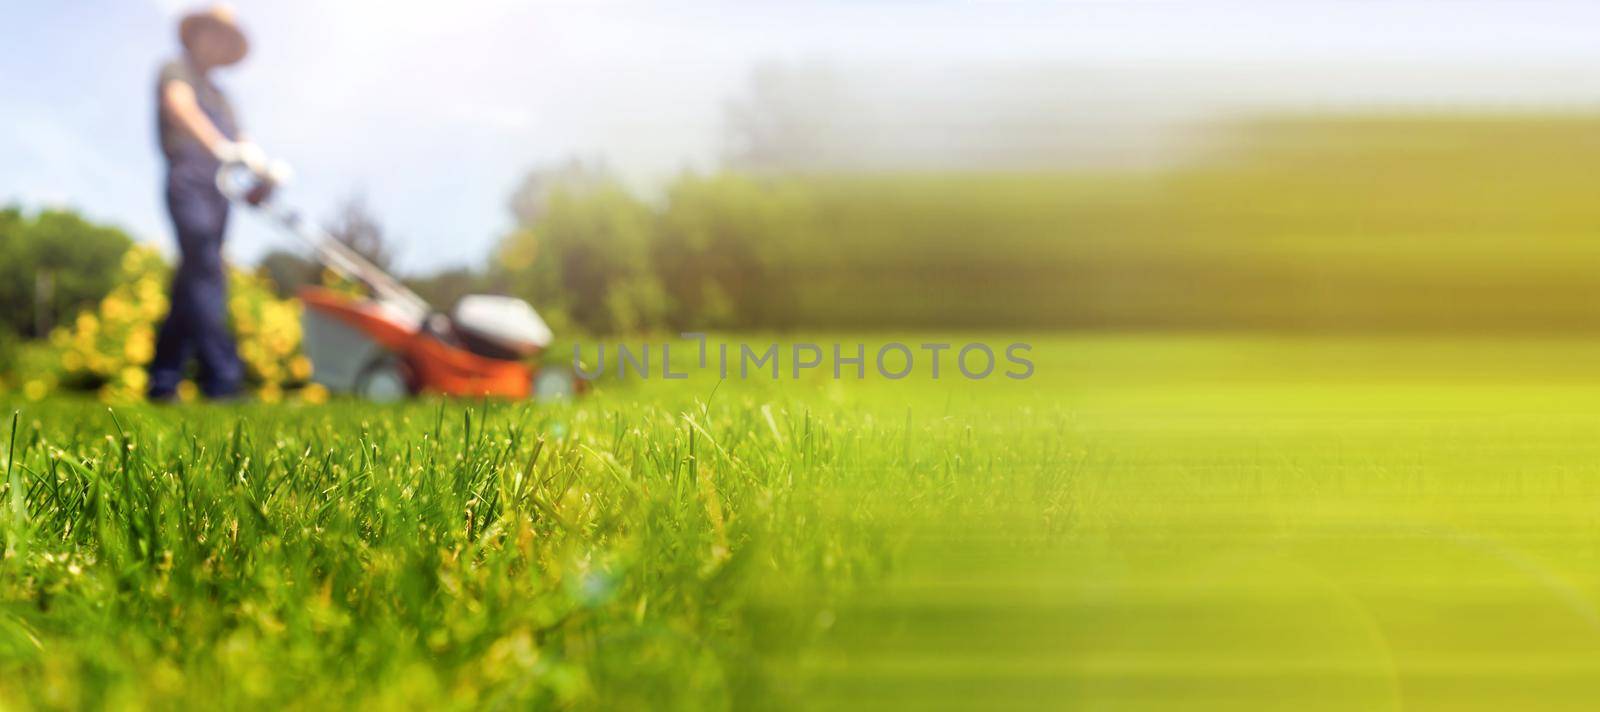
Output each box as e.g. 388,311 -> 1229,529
24,380 -> 48,401
48,245 -> 312,401
103,297 -> 129,321
256,362 -> 282,381
177,380 -> 199,403
143,296 -> 169,320
258,383 -> 282,403
125,329 -> 155,364
299,383 -> 329,404
120,367 -> 148,393
121,248 -> 148,273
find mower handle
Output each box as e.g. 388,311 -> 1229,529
216,159 -> 434,328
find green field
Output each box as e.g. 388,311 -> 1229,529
6,334 -> 1600,709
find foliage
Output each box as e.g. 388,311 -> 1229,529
497,115 -> 1600,333
256,248 -> 317,299
498,170 -> 665,335
228,270 -> 316,402
21,115 -> 1600,343
652,174 -> 806,331
322,193 -> 398,271
47,245 -> 316,403
404,266 -> 497,312
0,329 -> 16,387
0,207 -> 134,339
259,195 -> 399,300
498,167 -> 808,334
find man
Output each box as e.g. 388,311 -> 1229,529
148,5 -> 274,401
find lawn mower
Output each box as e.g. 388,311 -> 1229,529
217,159 -> 577,402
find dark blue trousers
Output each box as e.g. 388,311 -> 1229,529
147,167 -> 243,398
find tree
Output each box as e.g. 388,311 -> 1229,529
653,174 -> 806,330
323,194 -> 396,271
405,267 -> 493,311
0,206 -> 134,338
496,161 -> 666,334
259,194 -> 398,298
257,248 -> 318,299
721,64 -> 851,174
506,158 -> 613,228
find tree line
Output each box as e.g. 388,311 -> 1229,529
13,113 -> 1600,346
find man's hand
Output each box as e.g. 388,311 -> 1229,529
244,177 -> 276,206
220,147 -> 288,207
214,140 -> 268,173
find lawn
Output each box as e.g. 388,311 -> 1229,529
5,334 -> 1600,709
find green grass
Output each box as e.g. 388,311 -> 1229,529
6,334 -> 1600,709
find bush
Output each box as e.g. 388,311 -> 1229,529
0,206 -> 134,338
497,176 -> 666,335
653,174 -> 807,330
49,245 -> 319,403
499,116 -> 1600,334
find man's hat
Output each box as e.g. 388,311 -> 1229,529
179,4 -> 249,66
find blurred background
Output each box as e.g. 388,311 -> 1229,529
6,0 -> 1600,371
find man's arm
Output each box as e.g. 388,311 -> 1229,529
161,80 -> 232,159
162,79 -> 275,204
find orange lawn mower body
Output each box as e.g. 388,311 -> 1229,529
298,287 -> 551,400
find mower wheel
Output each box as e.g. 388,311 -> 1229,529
355,355 -> 413,402
533,367 -> 579,401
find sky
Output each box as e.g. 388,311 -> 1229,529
6,1 -> 1600,272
